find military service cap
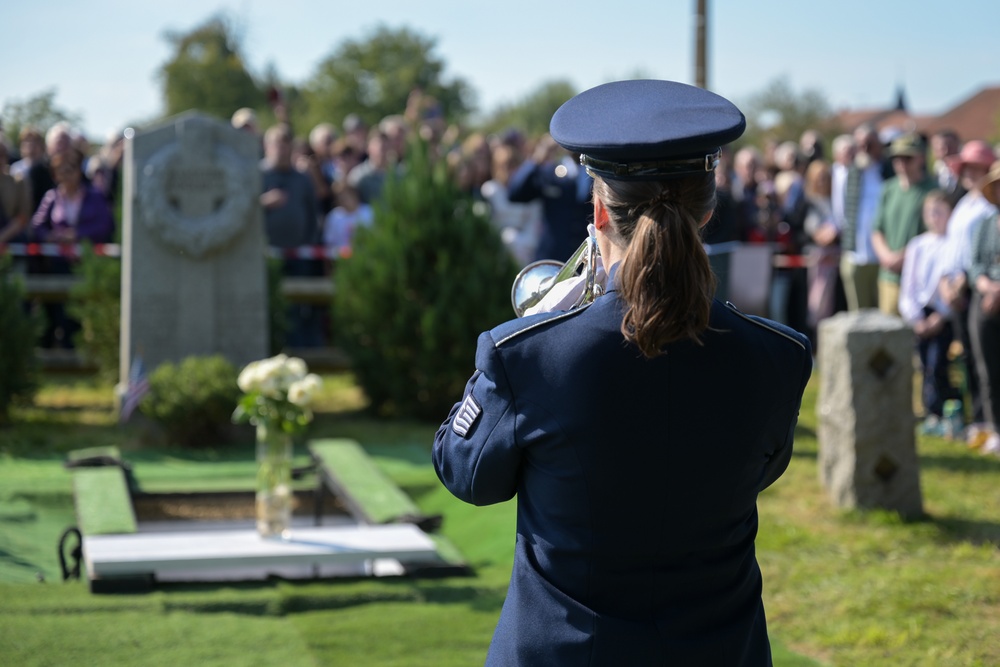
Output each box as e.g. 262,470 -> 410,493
550,79 -> 746,180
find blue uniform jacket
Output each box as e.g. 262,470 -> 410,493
507,159 -> 593,263
433,291 -> 812,666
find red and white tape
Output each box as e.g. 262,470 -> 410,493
0,243 -> 352,261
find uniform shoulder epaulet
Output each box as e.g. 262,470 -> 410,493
723,301 -> 808,351
490,303 -> 593,348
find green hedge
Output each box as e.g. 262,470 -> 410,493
0,256 -> 40,424
139,355 -> 241,446
68,244 -> 121,381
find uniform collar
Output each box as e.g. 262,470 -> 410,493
606,261 -> 622,293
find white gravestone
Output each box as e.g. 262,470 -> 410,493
817,310 -> 924,519
120,112 -> 268,384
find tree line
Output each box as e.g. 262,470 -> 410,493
1,14 -> 836,150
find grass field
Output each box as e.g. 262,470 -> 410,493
0,372 -> 997,666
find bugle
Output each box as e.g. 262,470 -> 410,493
510,235 -> 603,316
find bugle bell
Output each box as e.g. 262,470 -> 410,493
510,235 -> 603,316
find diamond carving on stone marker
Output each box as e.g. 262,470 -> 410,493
868,348 -> 895,379
874,455 -> 898,482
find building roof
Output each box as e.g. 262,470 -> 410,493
834,85 -> 1000,143
921,86 -> 1000,141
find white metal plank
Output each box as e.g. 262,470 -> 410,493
84,525 -> 437,577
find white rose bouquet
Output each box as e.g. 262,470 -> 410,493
232,354 -> 323,436
234,355 -> 322,538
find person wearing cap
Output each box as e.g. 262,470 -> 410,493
433,80 -> 812,666
231,108 -> 263,160
506,132 -> 594,263
230,107 -> 259,135
871,132 -> 937,316
942,141 -> 996,272
967,162 -> 1000,455
938,140 -> 997,432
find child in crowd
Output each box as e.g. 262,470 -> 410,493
899,190 -> 958,435
322,182 -> 372,256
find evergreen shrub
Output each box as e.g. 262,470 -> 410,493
333,137 -> 516,419
139,355 -> 241,445
67,244 -> 121,382
0,257 -> 41,423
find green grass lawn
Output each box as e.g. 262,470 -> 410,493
0,372 -> 997,666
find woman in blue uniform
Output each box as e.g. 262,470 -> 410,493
433,80 -> 813,666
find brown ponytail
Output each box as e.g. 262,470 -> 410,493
592,172 -> 717,357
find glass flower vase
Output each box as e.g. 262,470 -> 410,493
255,423 -> 293,539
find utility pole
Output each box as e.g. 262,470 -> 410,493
695,0 -> 707,89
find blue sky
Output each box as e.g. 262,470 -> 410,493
3,0 -> 998,140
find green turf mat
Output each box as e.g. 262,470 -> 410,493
424,534 -> 465,567
0,459 -> 74,496
310,439 -> 420,524
72,467 -> 136,535
126,454 -> 313,494
65,445 -> 123,466
0,492 -> 77,583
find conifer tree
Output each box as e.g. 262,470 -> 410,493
334,138 -> 515,419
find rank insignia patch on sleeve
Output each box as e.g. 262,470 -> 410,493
452,393 -> 482,437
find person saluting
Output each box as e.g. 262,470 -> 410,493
433,80 -> 813,666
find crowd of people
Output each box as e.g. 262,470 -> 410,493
2,90 -> 999,455
0,122 -> 118,347
715,125 -> 1000,457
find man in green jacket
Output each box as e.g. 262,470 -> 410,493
872,132 -> 937,316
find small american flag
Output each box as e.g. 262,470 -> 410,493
119,357 -> 150,423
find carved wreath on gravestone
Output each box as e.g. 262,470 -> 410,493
137,125 -> 257,258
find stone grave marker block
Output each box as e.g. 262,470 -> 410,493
817,310 -> 923,519
120,112 -> 268,385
